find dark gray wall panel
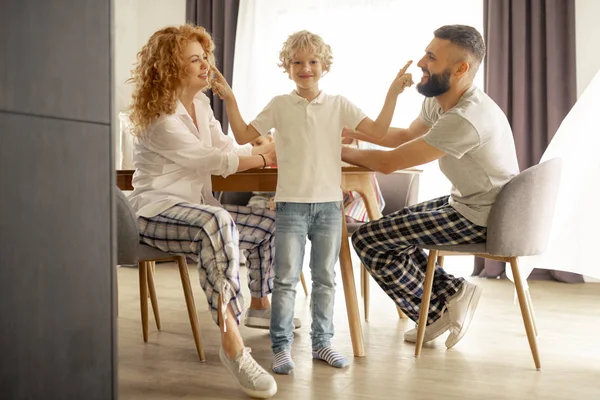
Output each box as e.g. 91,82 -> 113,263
0,113 -> 115,399
0,0 -> 110,123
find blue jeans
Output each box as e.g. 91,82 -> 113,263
270,201 -> 343,352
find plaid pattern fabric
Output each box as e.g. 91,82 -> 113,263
351,196 -> 487,324
138,203 -> 275,325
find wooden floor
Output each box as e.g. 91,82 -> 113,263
117,261 -> 600,400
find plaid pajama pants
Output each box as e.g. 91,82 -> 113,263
138,203 -> 275,326
351,196 -> 487,324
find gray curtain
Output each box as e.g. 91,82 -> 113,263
186,0 -> 240,134
476,0 -> 582,283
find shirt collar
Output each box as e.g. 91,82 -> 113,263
174,91 -> 211,116
290,90 -> 326,104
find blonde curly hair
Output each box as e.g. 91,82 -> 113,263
128,24 -> 216,135
278,30 -> 333,74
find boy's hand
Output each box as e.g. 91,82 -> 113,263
389,60 -> 414,96
210,66 -> 234,100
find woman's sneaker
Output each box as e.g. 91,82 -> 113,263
244,308 -> 301,330
219,347 -> 277,399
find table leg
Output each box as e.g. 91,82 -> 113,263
340,208 -> 365,357
356,177 -> 409,320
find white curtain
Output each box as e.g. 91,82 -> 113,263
233,0 -> 484,276
516,69 -> 600,281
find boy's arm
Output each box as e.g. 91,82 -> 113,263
343,118 -> 431,148
353,61 -> 414,140
341,136 -> 445,174
210,67 -> 260,145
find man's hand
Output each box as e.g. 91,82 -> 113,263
210,66 -> 234,100
341,146 -> 363,167
389,60 -> 414,96
251,141 -> 275,155
262,148 -> 277,167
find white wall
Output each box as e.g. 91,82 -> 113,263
113,0 -> 186,168
576,0 -> 600,97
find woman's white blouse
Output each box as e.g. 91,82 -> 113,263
128,92 -> 251,217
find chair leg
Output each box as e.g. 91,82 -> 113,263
509,257 -> 541,370
415,250 -> 438,357
146,261 -> 161,330
176,256 -> 206,362
300,271 -> 309,296
138,261 -> 149,342
396,306 -> 408,319
360,262 -> 365,297
437,255 -> 445,268
362,264 -> 370,321
525,288 -> 539,337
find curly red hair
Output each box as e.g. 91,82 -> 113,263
128,24 -> 216,135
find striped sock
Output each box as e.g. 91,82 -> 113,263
312,346 -> 349,368
272,350 -> 295,375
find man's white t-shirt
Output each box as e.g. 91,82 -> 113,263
251,91 -> 367,203
421,86 -> 520,227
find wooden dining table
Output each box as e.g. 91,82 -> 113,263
117,166 -> 418,357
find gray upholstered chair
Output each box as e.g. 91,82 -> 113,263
415,158 -> 562,370
347,172 -> 420,321
116,189 -> 205,362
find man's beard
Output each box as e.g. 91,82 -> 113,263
416,68 -> 452,97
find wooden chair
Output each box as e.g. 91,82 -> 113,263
415,158 -> 562,370
116,189 -> 205,362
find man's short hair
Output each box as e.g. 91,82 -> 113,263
434,25 -> 486,73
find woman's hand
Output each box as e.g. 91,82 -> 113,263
210,66 -> 234,100
389,60 -> 414,96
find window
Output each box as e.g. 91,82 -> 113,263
232,0 -> 484,276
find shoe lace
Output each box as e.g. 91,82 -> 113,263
237,348 -> 265,383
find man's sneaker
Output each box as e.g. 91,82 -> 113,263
219,346 -> 277,399
403,307 -> 450,343
445,281 -> 482,349
244,308 -> 302,330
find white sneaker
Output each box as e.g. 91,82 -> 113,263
219,347 -> 277,399
403,307 -> 450,343
244,308 -> 302,330
445,281 -> 482,349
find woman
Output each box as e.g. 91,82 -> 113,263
127,24 -> 277,398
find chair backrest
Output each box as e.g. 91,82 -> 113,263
486,158 -> 562,257
116,188 -> 140,265
378,172 -> 420,215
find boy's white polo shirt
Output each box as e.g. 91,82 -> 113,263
251,91 -> 367,203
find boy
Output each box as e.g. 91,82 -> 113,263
211,30 -> 413,374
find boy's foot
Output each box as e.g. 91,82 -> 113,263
272,350 -> 295,375
219,347 -> 277,399
445,281 -> 482,349
244,308 -> 302,330
312,346 -> 349,368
